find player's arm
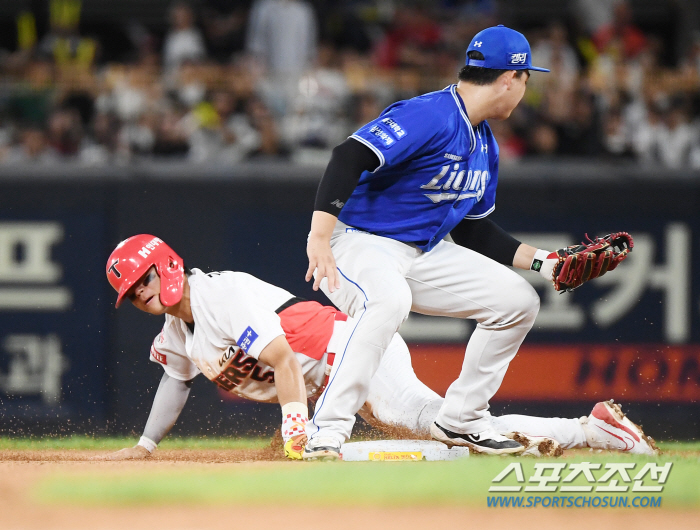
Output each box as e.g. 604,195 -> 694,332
307,138 -> 380,292
258,335 -> 310,459
96,372 -> 194,460
451,218 -> 556,277
259,335 -> 306,405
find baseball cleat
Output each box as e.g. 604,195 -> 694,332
504,432 -> 563,457
580,400 -> 659,455
430,422 -> 525,455
303,436 -> 341,461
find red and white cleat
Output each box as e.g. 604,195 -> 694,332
580,400 -> 659,455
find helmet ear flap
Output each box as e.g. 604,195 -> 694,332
158,252 -> 185,307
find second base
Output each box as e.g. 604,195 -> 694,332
340,440 -> 470,461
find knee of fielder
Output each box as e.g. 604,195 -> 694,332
486,277 -> 540,329
363,283 -> 412,332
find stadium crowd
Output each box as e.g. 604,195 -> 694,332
0,0 -> 699,168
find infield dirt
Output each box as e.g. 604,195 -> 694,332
1,448 -> 698,530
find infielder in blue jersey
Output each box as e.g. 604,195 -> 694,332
304,25 -> 561,458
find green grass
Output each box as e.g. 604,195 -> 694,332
0,435 -> 270,451
26,440 -> 700,509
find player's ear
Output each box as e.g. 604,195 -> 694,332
498,70 -> 515,90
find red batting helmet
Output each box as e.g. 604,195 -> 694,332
106,234 -> 185,308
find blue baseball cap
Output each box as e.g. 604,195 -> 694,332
466,25 -> 550,72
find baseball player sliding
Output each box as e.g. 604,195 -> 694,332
305,25 -> 632,459
99,235 -> 655,461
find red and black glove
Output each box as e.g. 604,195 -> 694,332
551,232 -> 633,292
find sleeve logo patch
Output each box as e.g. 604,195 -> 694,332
369,125 -> 395,147
380,117 -> 406,139
508,52 -> 528,65
151,347 -> 167,365
237,326 -> 259,354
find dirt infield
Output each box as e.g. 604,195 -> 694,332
1,448 -> 698,530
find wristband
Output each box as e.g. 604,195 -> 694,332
530,249 -> 551,273
138,436 -> 158,453
531,249 -> 559,281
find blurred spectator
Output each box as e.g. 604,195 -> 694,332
531,22 -> 580,91
601,106 -> 632,157
163,2 -> 207,72
212,90 -> 263,163
572,0 -> 621,37
529,123 -> 559,157
38,0 -> 98,69
119,111 -> 158,159
153,107 -> 190,156
7,60 -> 56,127
592,1 -> 647,61
80,112 -> 122,165
246,95 -> 282,157
47,107 -> 83,156
246,0 -> 318,76
489,120 -> 527,163
556,90 -> 605,156
680,32 -> 700,78
280,43 -> 351,152
656,100 -> 698,168
3,127 -> 58,164
372,5 -> 442,70
201,0 -> 252,62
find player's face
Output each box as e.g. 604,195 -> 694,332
494,70 -> 529,120
126,266 -> 167,315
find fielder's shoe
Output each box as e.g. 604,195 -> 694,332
580,400 -> 659,455
504,432 -> 563,457
303,436 -> 341,461
430,422 -> 525,455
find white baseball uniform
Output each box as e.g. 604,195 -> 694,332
307,221 -> 539,444
146,268 -> 586,448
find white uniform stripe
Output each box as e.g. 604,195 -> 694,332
449,85 -> 476,155
308,266 -> 369,441
464,204 -> 496,219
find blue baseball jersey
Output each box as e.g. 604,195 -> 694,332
340,84 -> 499,252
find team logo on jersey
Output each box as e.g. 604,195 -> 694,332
212,348 -> 274,392
237,326 -> 259,354
420,163 -> 490,203
151,346 -> 167,365
108,259 -> 121,278
508,52 -> 528,65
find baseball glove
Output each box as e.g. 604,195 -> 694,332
552,232 -> 633,292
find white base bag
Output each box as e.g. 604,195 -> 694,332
340,440 -> 470,461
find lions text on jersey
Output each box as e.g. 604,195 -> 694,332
342,84 -> 499,252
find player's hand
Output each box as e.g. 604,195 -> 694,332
284,434 -> 307,460
306,211 -> 340,293
92,445 -> 152,461
306,236 -> 340,293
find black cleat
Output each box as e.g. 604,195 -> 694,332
430,422 -> 525,455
